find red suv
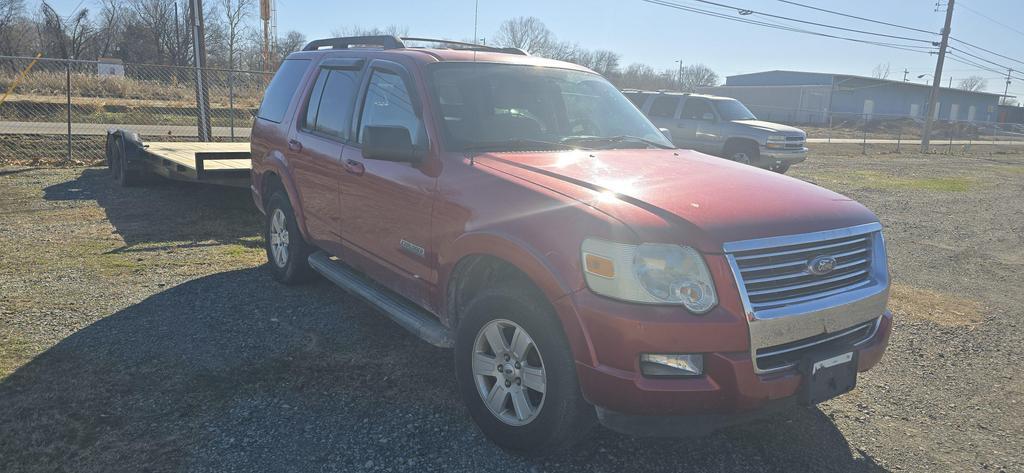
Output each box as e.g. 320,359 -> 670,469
250,36 -> 892,453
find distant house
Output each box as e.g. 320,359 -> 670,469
698,70 -> 1003,125
97,58 -> 125,77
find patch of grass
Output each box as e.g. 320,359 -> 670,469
889,283 -> 984,327
0,331 -> 39,380
852,171 -> 972,192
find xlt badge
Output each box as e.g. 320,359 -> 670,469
400,239 -> 426,258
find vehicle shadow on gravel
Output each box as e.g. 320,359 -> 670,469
42,167 -> 261,252
0,268 -> 891,472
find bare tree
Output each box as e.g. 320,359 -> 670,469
95,0 -> 123,58
958,75 -> 987,92
216,0 -> 254,69
38,1 -> 94,59
0,0 -> 24,53
678,64 -> 719,91
276,30 -> 305,56
493,16 -> 553,55
331,24 -> 408,38
871,62 -> 891,80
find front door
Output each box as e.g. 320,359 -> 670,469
340,61 -> 437,307
678,97 -> 719,154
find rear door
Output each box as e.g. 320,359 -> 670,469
338,59 -> 438,307
645,94 -> 683,144
288,57 -> 365,254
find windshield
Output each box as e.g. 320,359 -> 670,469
714,99 -> 757,120
427,63 -> 673,152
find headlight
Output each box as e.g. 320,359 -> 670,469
581,239 -> 718,313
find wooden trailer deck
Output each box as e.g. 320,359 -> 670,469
138,141 -> 252,187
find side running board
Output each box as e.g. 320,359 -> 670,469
308,251 -> 454,348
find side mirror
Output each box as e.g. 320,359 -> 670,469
362,125 -> 422,163
659,127 -> 673,142
701,112 -> 716,121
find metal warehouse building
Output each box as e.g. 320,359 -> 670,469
699,70 -> 1003,125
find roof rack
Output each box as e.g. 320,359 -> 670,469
301,35 -> 528,56
303,35 -> 405,51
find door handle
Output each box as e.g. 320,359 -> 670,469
343,159 -> 365,176
287,139 -> 303,152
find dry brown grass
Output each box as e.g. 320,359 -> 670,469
889,283 -> 985,327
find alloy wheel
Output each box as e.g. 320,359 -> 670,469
269,208 -> 290,268
472,319 -> 547,426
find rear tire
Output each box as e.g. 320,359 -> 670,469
264,191 -> 315,284
455,284 -> 595,455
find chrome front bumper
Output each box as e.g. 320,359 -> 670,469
760,147 -> 808,164
723,223 -> 890,374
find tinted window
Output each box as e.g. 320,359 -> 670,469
314,69 -> 361,139
358,70 -> 423,145
648,96 -> 680,118
680,98 -> 714,120
624,93 -> 648,109
303,71 -> 328,130
258,59 -> 309,123
714,99 -> 757,120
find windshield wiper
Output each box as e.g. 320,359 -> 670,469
560,135 -> 674,150
462,139 -> 577,152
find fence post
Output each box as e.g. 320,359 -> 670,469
229,69 -> 235,140
827,113 -> 832,143
896,131 -> 901,153
947,124 -> 953,154
861,118 -> 867,155
65,61 -> 72,162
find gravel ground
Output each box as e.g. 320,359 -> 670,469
1,146 -> 1022,472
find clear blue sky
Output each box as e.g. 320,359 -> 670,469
46,0 -> 1024,97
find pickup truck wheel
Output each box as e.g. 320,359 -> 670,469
264,192 -> 314,284
455,285 -> 594,454
771,163 -> 791,174
724,141 -> 758,165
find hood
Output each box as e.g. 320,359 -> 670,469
732,119 -> 805,135
476,149 -> 876,252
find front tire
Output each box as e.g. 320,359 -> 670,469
264,191 -> 314,284
455,285 -> 594,455
771,163 -> 790,174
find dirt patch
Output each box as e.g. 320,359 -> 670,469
888,284 -> 984,327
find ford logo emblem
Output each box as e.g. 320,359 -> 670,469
807,255 -> 837,276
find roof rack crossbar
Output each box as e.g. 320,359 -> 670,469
400,37 -> 528,55
302,35 -> 405,51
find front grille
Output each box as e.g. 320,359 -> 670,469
730,232 -> 873,312
755,318 -> 878,371
784,136 -> 805,149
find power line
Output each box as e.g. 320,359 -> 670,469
949,37 -> 1024,68
682,0 -> 936,43
948,47 -> 1024,80
774,0 -> 936,35
640,0 -> 936,54
957,0 -> 1024,38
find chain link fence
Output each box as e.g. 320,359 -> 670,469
735,103 -> 1024,155
1,55 -> 271,165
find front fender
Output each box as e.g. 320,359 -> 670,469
439,231 -> 596,365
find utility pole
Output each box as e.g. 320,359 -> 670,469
1004,68 -> 1014,105
903,68 -> 909,82
260,0 -> 271,80
675,59 -> 684,91
921,0 -> 954,153
190,0 -> 211,141
948,76 -> 953,88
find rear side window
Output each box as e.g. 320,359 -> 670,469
680,98 -> 714,120
358,70 -> 424,145
648,96 -> 680,118
303,68 -> 361,140
258,59 -> 310,123
624,93 -> 648,109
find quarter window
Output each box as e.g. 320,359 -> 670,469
258,59 -> 309,123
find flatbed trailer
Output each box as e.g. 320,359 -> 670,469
104,129 -> 251,188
